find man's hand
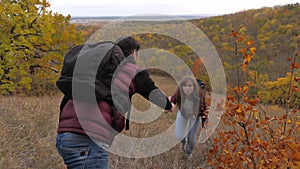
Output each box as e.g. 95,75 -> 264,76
163,102 -> 176,113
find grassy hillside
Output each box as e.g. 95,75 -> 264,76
0,74 -> 213,169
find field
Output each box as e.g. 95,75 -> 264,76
0,75 -> 213,169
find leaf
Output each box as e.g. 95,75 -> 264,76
235,104 -> 243,114
0,0 -> 84,95
248,99 -> 259,106
250,46 -> 256,55
227,95 -> 235,102
246,40 -> 254,46
245,81 -> 254,86
288,109 -> 298,115
237,35 -> 246,42
294,77 -> 300,82
238,48 -> 247,53
291,63 -> 300,70
291,152 -> 300,161
242,63 -> 247,71
230,30 -> 239,37
292,85 -> 298,92
243,85 -> 249,93
234,86 -> 242,94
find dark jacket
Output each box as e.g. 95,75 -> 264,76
57,57 -> 172,145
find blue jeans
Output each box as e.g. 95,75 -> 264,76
175,111 -> 201,154
56,132 -> 109,169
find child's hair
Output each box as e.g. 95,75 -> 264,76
173,76 -> 205,115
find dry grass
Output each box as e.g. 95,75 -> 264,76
0,76 -> 214,169
110,75 -> 213,169
1,74 -> 293,169
0,74 -> 214,169
0,95 -> 65,169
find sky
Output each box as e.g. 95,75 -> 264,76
49,0 -> 300,17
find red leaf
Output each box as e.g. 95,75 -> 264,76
292,85 -> 298,92
294,77 -> 300,82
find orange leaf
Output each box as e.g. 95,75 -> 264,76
248,99 -> 259,106
242,63 -> 247,71
246,40 -> 254,46
237,35 -> 246,42
238,48 -> 246,53
234,86 -> 242,94
243,85 -> 249,92
227,95 -> 235,101
291,152 -> 300,161
230,30 -> 239,37
250,47 -> 256,55
235,104 -> 243,114
244,55 -> 253,63
287,57 -> 291,61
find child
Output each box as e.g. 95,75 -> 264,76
170,76 -> 207,159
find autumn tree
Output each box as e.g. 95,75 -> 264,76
207,30 -> 300,169
0,0 -> 83,95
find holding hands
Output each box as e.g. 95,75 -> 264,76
163,96 -> 176,113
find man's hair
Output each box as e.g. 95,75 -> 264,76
116,36 -> 140,57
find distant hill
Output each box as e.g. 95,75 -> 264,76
70,14 -> 216,24
73,3 -> 300,85
190,3 -> 300,82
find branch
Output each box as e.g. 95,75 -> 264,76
10,26 -> 15,34
13,33 -> 41,39
30,64 -> 59,74
238,121 -> 257,169
28,5 -> 44,29
15,46 -> 31,50
283,53 -> 297,135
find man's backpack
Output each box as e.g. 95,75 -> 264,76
56,41 -> 126,130
56,41 -> 124,102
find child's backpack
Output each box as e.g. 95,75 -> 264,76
197,79 -> 206,95
197,79 -> 208,128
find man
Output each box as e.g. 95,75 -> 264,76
56,36 -> 175,169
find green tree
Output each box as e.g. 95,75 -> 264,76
0,0 -> 84,95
